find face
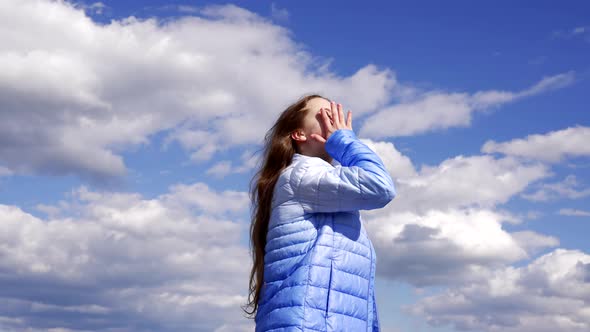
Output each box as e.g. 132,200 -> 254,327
292,97 -> 333,162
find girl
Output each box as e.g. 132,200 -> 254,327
243,94 -> 396,331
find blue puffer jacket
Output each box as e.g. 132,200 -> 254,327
254,129 -> 396,332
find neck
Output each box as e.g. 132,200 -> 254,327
297,145 -> 333,164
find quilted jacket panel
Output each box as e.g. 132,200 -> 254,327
255,129 -> 396,332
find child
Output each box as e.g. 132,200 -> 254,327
244,94 -> 396,331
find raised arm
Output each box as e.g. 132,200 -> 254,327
289,100 -> 395,213
291,128 -> 396,213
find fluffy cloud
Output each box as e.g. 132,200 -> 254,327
75,1 -> 109,16
362,138 -> 551,215
409,249 -> 590,332
521,174 -> 590,202
2,2 -> 588,332
482,125 -> 590,163
204,149 -> 259,177
356,138 -> 558,287
359,133 -> 590,331
558,208 -> 590,217
0,0 -> 396,181
480,127 -> 590,204
0,183 -> 252,332
367,208 -> 558,286
359,71 -> 575,139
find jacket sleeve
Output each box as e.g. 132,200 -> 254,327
291,129 -> 396,213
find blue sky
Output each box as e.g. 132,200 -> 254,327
0,1 -> 589,331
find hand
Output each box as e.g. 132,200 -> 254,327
310,101 -> 353,143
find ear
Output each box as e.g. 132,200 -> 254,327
290,129 -> 307,142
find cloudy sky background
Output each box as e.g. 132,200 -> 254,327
0,0 -> 589,331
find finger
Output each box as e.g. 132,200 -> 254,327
331,101 -> 340,126
322,107 -> 333,121
310,133 -> 327,143
346,110 -> 352,128
337,103 -> 345,127
320,108 -> 333,129
318,109 -> 334,135
325,107 -> 334,124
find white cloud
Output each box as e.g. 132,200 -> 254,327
160,182 -> 249,215
0,165 -> 13,176
0,0 -> 396,180
482,126 -> 590,163
511,230 -> 560,256
522,174 -> 590,202
358,137 -> 556,287
409,249 -> 590,332
363,138 -> 550,214
558,208 -> 590,217
360,134 -> 588,331
69,1 -> 109,16
270,3 -> 289,21
360,91 -> 473,138
177,5 -> 200,14
367,208 -> 558,286
482,127 -> 590,206
552,26 -> 590,41
205,149 -> 260,177
206,160 -> 232,178
2,2 -> 588,332
359,71 -> 575,139
380,155 -> 549,214
86,2 -> 107,15
514,71 -> 576,97
0,183 -> 253,331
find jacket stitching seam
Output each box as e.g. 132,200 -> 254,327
259,298 -> 368,324
300,230 -> 318,331
267,282 -> 370,302
323,232 -> 371,250
264,250 -> 307,267
260,303 -> 367,330
316,243 -> 371,258
366,239 -> 374,331
326,219 -> 335,322
265,238 -> 313,255
293,162 -> 312,212
331,266 -> 370,281
268,217 -> 306,230
357,167 -> 364,200
273,301 -> 370,323
267,325 -> 325,332
262,320 -> 325,332
266,227 -> 315,248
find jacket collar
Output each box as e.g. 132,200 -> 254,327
293,153 -> 340,166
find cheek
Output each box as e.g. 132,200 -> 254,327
314,121 -> 325,133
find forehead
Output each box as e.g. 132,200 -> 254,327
305,97 -> 331,112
